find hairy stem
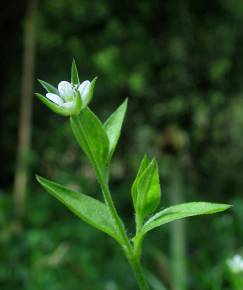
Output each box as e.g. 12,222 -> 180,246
71,115 -> 149,290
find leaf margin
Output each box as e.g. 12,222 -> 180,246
36,175 -> 121,243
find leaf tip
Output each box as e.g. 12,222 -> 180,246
92,76 -> 98,83
37,79 -> 45,85
220,204 -> 232,211
35,174 -> 42,183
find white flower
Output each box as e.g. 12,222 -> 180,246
37,74 -> 96,116
46,92 -> 64,105
227,254 -> 243,273
45,80 -> 91,109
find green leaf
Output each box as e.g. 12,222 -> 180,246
104,99 -> 128,158
36,175 -> 121,243
132,154 -> 150,206
71,59 -> 80,85
141,202 -> 231,235
70,108 -> 110,180
132,158 -> 161,230
35,93 -> 70,116
136,159 -> 161,218
38,79 -> 58,94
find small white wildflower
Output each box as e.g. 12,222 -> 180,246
227,254 -> 243,274
36,60 -> 96,116
42,80 -> 91,116
46,80 -> 90,108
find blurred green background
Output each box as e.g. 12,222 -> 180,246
1,0 -> 243,289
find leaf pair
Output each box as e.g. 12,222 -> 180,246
70,100 -> 127,180
131,155 -> 231,257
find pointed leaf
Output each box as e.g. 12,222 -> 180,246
38,79 -> 58,94
36,175 -> 121,243
104,99 -> 128,158
70,108 -> 110,179
136,159 -> 161,220
142,202 -> 231,235
132,154 -> 150,206
71,59 -> 80,85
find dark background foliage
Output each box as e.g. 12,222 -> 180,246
1,0 -> 243,289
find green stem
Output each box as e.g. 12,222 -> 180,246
99,179 -> 149,290
133,233 -> 144,261
71,115 -> 149,290
128,256 -> 149,290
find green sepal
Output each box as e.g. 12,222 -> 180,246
35,93 -> 82,116
104,98 -> 128,158
71,59 -> 80,85
35,93 -> 70,116
38,79 -> 58,94
36,175 -> 122,244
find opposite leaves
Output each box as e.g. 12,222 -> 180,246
36,175 -> 121,243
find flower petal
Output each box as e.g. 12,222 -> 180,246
46,93 -> 64,105
60,101 -> 76,109
58,81 -> 74,100
78,80 -> 90,101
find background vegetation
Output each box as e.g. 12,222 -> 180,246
1,0 -> 243,289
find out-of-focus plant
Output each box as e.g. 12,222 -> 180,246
35,60 -> 231,290
227,254 -> 243,290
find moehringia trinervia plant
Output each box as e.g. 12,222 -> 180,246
35,60 -> 231,290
